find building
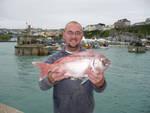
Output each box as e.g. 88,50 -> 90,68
132,18 -> 150,26
114,18 -> 131,29
84,23 -> 105,31
15,25 -> 49,56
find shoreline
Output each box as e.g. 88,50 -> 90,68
0,41 -> 16,42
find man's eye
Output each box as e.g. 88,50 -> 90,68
67,31 -> 73,35
76,32 -> 82,35
67,31 -> 82,36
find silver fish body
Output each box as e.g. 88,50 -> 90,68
33,50 -> 111,80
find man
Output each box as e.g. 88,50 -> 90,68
39,21 -> 106,113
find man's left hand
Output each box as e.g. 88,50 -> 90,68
85,67 -> 105,88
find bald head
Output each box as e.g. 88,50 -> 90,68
64,21 -> 83,32
63,21 -> 84,52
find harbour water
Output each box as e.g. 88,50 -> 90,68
0,42 -> 150,113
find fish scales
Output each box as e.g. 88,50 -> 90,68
32,50 -> 111,80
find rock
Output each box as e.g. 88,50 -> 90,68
0,103 -> 23,113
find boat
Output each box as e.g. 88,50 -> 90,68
128,40 -> 146,53
146,45 -> 150,50
128,46 -> 146,53
100,46 -> 109,49
98,41 -> 109,49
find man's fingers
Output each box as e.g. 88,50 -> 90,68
86,67 -> 104,84
52,70 -> 66,82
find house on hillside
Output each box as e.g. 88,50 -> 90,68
84,23 -> 105,31
145,18 -> 150,24
133,18 -> 150,26
114,18 -> 131,28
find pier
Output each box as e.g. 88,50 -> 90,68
15,25 -> 49,56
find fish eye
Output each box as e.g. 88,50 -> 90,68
100,58 -> 105,66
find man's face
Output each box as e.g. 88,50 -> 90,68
63,23 -> 83,49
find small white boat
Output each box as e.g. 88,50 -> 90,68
100,46 -> 109,49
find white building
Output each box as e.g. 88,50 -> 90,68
84,23 -> 105,31
114,18 -> 131,28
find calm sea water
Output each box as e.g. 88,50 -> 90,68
0,42 -> 150,113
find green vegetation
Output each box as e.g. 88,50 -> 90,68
0,34 -> 11,41
84,30 -> 99,38
84,24 -> 150,39
84,30 -> 110,39
113,24 -> 150,38
100,30 -> 110,37
129,24 -> 150,38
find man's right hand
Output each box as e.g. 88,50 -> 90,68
47,66 -> 67,84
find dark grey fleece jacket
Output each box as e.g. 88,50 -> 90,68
39,48 -> 106,113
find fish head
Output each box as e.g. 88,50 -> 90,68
91,55 -> 111,73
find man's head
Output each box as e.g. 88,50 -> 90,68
63,21 -> 83,52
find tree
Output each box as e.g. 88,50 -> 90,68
0,34 -> 11,41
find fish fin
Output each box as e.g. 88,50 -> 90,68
32,62 -> 51,79
80,78 -> 89,85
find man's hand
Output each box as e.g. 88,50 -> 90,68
47,66 -> 68,84
85,67 -> 105,88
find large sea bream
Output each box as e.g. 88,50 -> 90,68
32,50 -> 111,80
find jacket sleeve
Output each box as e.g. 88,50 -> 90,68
39,77 -> 53,90
38,51 -> 63,91
93,79 -> 107,93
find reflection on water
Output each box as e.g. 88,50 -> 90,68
0,42 -> 150,113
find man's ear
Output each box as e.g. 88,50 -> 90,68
62,31 -> 65,39
62,31 -> 66,43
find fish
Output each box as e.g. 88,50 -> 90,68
32,50 -> 111,81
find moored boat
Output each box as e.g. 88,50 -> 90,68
128,40 -> 146,53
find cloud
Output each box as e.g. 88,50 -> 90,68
0,0 -> 150,28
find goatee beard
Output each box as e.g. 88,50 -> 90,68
68,44 -> 80,48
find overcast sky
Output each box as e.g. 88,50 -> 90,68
0,0 -> 150,29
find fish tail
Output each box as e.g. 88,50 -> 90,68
32,62 -> 50,80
